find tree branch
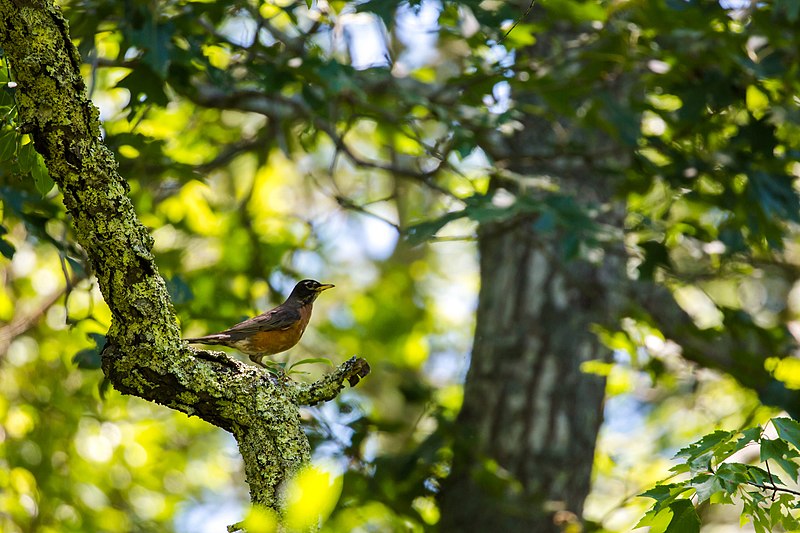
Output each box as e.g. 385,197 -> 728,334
294,356 -> 371,406
747,482 -> 800,498
635,281 -> 800,417
0,0 -> 369,513
191,83 -> 460,197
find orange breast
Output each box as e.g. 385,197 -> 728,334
236,304 -> 313,355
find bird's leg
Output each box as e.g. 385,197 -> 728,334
252,355 -> 287,378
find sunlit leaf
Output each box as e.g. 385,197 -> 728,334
283,462 -> 343,531
745,85 -> 770,119
241,506 -> 279,533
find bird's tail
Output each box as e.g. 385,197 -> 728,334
184,334 -> 229,345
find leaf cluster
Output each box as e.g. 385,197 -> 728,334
640,418 -> 800,533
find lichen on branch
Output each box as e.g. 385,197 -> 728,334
0,0 -> 369,512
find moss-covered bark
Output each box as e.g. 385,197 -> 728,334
0,0 -> 368,513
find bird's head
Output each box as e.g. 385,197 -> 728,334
288,279 -> 335,306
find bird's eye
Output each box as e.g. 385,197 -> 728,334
305,281 -> 315,289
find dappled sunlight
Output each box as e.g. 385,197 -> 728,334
2,0 -> 800,531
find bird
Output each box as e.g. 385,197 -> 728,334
184,279 -> 334,367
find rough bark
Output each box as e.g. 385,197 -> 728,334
438,216 -> 622,532
438,15 -> 629,529
0,0 -> 368,513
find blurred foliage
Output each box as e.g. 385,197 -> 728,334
2,0 -> 800,531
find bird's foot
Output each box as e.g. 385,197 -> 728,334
254,358 -> 290,380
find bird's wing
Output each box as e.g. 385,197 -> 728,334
219,307 -> 302,340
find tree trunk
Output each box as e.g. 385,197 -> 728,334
439,216 -> 620,531
439,15 -> 630,528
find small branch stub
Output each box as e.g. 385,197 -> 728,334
294,356 -> 371,406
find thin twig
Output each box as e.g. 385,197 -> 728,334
335,195 -> 401,232
194,134 -> 265,173
766,460 -> 775,499
747,481 -> 800,498
499,0 -> 537,44
0,272 -> 86,356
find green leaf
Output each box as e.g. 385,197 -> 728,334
777,495 -> 800,529
531,211 -> 557,232
748,171 -> 800,223
664,500 -> 700,533
760,437 -> 784,462
760,437 -> 800,481
746,464 -> 785,487
769,496 -> 788,528
599,91 -> 640,146
773,418 -> 800,449
17,141 -> 36,172
637,240 -> 671,279
406,193 -> 584,245
545,0 -> 608,23
73,348 -> 102,369
560,233 -> 580,260
66,256 -> 86,277
288,357 -> 333,370
31,151 -> 54,196
741,493 -> 771,533
0,236 -> 14,258
116,67 -> 170,110
73,333 -> 106,370
675,430 -> 735,456
405,210 -> 467,244
503,24 -> 537,50
98,376 -> 112,399
635,508 -> 673,533
0,129 -> 15,161
775,0 -> 800,23
734,426 -> 763,453
128,19 -> 174,78
715,462 -> 750,487
669,462 -> 691,475
746,85 -> 769,119
356,0 -> 402,26
88,333 -> 106,348
640,483 -> 694,514
691,473 -> 723,503
674,430 -> 735,470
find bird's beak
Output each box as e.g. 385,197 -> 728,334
316,283 -> 335,292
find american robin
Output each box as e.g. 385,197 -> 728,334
185,279 -> 334,367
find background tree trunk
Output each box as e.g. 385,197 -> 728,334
439,217 -> 620,532
439,21 -> 629,529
